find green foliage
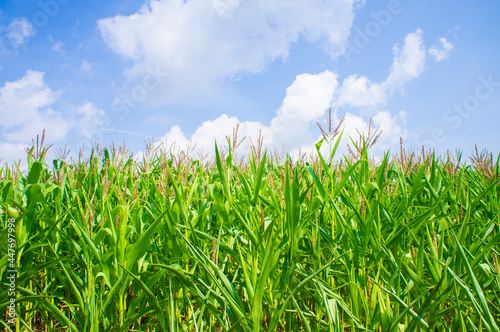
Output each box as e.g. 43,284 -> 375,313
1,143 -> 500,331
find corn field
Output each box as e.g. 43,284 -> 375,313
1,134 -> 500,331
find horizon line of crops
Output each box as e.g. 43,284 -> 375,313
1,125 -> 500,331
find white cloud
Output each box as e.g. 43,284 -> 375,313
274,71 -> 338,122
270,70 -> 338,148
161,102 -> 409,162
146,29 -> 433,160
98,0 -> 358,96
6,18 -> 35,48
334,29 -> 426,110
0,71 -> 109,165
155,70 -> 337,156
76,103 -> 107,142
385,29 -> 426,90
0,70 -> 68,143
48,35 -> 65,55
371,110 -> 408,151
336,75 -> 386,108
429,37 -> 453,62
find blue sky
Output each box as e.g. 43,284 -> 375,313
1,0 -> 499,165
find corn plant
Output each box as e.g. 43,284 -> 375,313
1,135 -> 499,331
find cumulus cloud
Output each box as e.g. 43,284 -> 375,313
154,70 -> 337,156
76,103 -> 107,142
270,71 -> 338,148
385,29 -> 426,90
98,0 -> 358,96
334,29 -> 426,111
151,68 -> 408,161
275,72 -> 338,122
154,97 -> 409,163
0,71 -> 108,164
163,70 -> 337,155
336,75 -> 386,108
6,18 -> 35,48
0,70 -> 68,143
145,29 -> 435,160
429,37 -> 453,62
